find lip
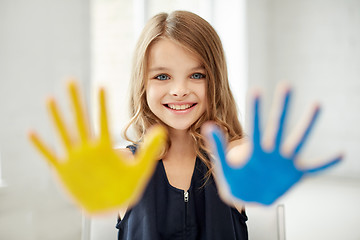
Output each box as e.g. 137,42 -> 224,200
163,102 -> 197,115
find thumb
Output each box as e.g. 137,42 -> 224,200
135,125 -> 167,176
201,122 -> 230,174
201,122 -> 234,205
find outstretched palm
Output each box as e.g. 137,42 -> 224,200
205,87 -> 342,205
29,81 -> 166,214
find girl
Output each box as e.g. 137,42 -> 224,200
29,10 -> 341,240
117,11 -> 248,239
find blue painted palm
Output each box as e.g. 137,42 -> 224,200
206,89 -> 342,205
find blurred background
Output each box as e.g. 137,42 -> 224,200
0,0 -> 359,239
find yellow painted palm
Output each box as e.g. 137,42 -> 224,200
29,81 -> 167,214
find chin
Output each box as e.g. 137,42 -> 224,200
165,122 -> 194,132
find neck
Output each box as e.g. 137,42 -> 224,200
165,128 -> 196,162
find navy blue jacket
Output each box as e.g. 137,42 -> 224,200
116,145 -> 248,240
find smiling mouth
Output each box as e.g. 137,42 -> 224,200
164,103 -> 197,110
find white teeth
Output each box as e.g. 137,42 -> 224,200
168,104 -> 192,110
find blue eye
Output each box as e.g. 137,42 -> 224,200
155,74 -> 170,80
191,73 -> 205,79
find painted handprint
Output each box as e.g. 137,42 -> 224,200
204,87 -> 342,205
29,81 -> 166,214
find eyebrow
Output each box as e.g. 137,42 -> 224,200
148,65 -> 205,73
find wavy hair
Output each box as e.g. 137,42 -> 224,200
123,11 -> 243,179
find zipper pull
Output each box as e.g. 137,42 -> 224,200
184,190 -> 189,202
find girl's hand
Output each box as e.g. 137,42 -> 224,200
203,86 -> 342,206
29,81 -> 167,214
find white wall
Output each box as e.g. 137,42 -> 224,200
247,0 -> 360,239
248,0 -> 360,177
0,0 -> 90,239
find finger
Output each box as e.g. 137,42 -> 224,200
68,80 -> 89,143
303,154 -> 343,174
99,88 -> 110,144
28,131 -> 59,168
289,105 -> 321,159
135,125 -> 167,176
262,84 -> 291,150
252,94 -> 261,149
274,88 -> 291,150
47,97 -> 72,152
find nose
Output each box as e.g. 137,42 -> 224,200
170,79 -> 190,98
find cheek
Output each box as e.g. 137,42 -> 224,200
200,83 -> 209,116
199,82 -> 207,105
145,89 -> 153,109
146,84 -> 159,109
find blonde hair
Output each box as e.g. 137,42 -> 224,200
123,10 -> 243,178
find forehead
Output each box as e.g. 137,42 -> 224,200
147,38 -> 203,71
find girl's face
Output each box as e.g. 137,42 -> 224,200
146,38 -> 207,132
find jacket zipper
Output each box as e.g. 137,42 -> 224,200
184,190 -> 189,238
184,190 -> 189,203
